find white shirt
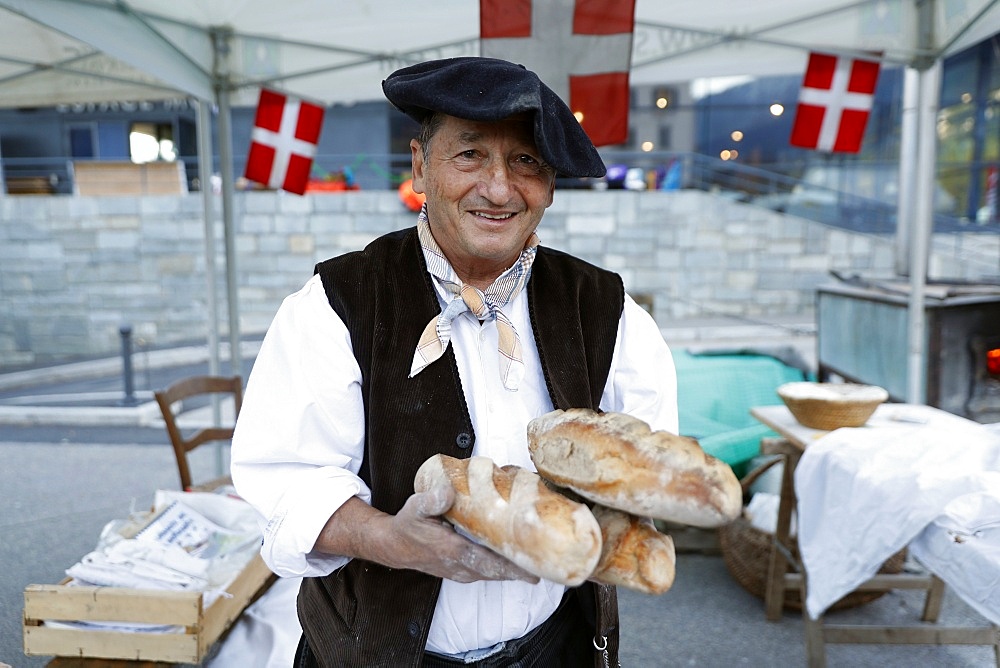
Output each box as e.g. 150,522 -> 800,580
231,270 -> 678,655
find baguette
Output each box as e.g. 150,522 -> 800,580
527,408 -> 741,528
413,454 -> 602,586
590,505 -> 676,595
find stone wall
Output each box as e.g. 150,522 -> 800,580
1,189 -> 994,368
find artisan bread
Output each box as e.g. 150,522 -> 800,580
413,454 -> 602,586
527,409 -> 741,528
590,505 -> 676,595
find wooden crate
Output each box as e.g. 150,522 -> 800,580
23,553 -> 274,664
5,176 -> 55,195
72,161 -> 188,196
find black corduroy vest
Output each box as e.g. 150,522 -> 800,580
300,227 -> 624,667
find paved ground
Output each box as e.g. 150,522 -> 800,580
2,321 -> 997,667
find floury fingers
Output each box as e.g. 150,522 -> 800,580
413,454 -> 602,586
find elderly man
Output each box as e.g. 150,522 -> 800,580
231,57 -> 678,667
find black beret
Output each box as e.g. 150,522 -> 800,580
382,57 -> 606,178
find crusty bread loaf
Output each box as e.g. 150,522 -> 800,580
590,505 -> 676,595
413,454 -> 602,586
527,409 -> 741,528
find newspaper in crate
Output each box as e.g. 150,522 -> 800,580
65,498 -> 260,592
49,495 -> 264,636
135,499 -> 258,559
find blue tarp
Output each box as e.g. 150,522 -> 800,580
675,349 -> 808,476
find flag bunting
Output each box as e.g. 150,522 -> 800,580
789,52 -> 881,153
480,0 -> 636,147
244,88 -> 324,195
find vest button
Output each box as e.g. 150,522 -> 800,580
456,432 -> 472,449
407,620 -> 420,637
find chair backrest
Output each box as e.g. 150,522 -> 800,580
153,375 -> 243,492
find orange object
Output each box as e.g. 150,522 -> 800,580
987,347 -> 1000,376
398,178 -> 426,212
306,179 -> 348,192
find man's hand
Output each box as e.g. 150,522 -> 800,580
315,489 -> 540,584
385,485 -> 539,582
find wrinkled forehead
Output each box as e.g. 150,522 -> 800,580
435,114 -> 540,152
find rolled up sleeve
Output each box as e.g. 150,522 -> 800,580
231,275 -> 370,577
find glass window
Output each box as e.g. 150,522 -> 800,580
659,125 -> 672,150
129,121 -> 176,163
68,124 -> 95,158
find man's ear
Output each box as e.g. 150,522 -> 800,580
410,139 -> 426,194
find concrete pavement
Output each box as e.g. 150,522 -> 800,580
2,320 -> 997,667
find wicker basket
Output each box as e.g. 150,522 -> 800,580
718,458 -> 906,611
777,382 -> 889,430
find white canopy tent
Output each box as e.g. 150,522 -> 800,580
3,1 -> 998,106
1,0 -> 998,400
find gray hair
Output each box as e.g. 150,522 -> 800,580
416,112 -> 445,159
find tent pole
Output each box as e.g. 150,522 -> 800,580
903,0 -> 940,406
211,28 -> 242,382
217,87 -> 242,381
210,28 -> 240,479
196,99 -> 221,381
905,59 -> 942,405
895,68 -> 920,276
197,99 -> 224,475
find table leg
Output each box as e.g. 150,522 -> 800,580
802,606 -> 827,668
921,574 -> 946,622
765,445 -> 801,621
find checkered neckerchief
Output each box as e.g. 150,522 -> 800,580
410,207 -> 539,391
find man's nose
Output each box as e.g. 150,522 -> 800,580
480,158 -> 514,204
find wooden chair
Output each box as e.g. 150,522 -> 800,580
154,375 -> 243,492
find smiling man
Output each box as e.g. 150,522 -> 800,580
411,113 -> 553,290
231,57 -> 679,667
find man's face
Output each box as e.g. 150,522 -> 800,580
410,114 -> 555,288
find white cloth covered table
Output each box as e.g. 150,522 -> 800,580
209,575 -> 303,667
794,404 -> 1000,622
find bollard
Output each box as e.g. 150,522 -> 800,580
119,323 -> 138,407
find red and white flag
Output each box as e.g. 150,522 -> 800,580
790,52 -> 881,153
244,89 -> 324,195
480,0 -> 635,147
